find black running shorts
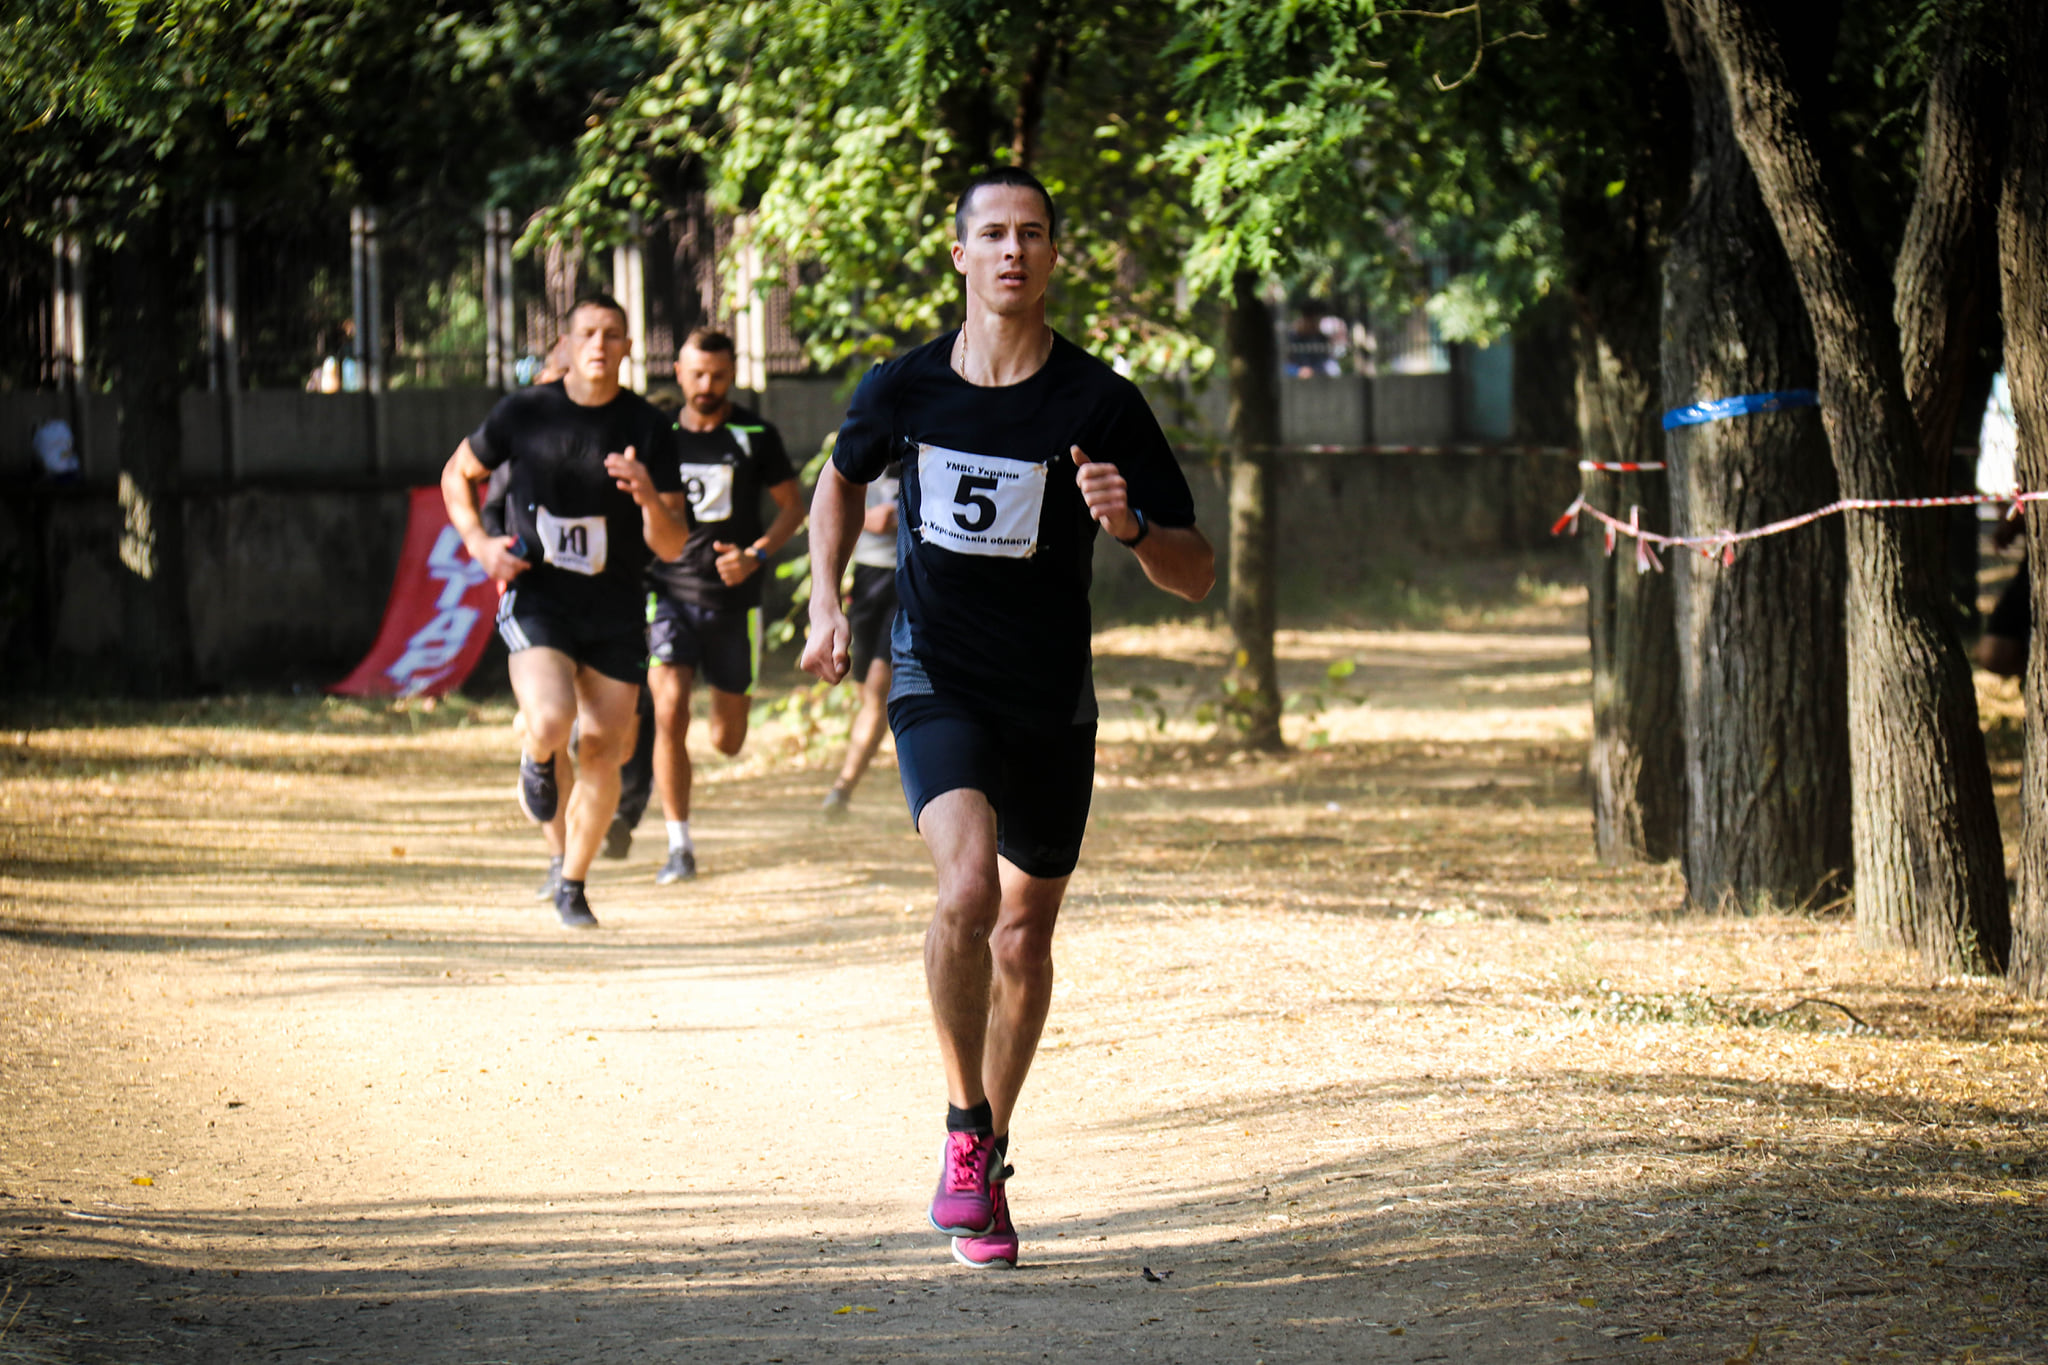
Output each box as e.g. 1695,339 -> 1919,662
889,692 -> 1097,880
648,595 -> 759,695
495,586 -> 647,685
846,563 -> 899,683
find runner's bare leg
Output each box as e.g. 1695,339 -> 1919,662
508,647 -> 579,763
836,660 -> 893,790
705,688 -> 751,757
918,787 -> 1067,1135
649,662 -> 696,821
513,707 -> 574,857
561,668 -> 640,881
985,860 -> 1066,1137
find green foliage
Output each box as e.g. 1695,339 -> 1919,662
753,677 -> 859,758
1161,0 -> 1556,333
1,1 -> 659,242
539,0 -> 1213,378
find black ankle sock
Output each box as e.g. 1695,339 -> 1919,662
993,1132 -> 1009,1166
559,878 -> 584,894
947,1100 -> 994,1135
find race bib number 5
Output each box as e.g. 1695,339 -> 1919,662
915,443 -> 1046,559
535,506 -> 609,576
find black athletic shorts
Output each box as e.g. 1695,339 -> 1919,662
847,563 -> 899,682
495,586 -> 647,686
648,595 -> 759,695
889,692 -> 1096,880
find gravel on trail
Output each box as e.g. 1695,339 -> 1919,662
3,618 -> 2044,1364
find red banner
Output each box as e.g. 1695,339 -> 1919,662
328,486 -> 499,698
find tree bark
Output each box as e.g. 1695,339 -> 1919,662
2002,0 -> 2048,995
1572,287 -> 1684,863
105,208 -> 194,697
1894,26 -> 2007,632
1690,0 -> 2008,973
1546,0 -> 1689,863
1009,3 -> 1064,170
1660,0 -> 1849,909
1895,29 -> 2005,495
1224,269 -> 1283,751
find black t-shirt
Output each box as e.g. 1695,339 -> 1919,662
833,331 -> 1197,725
468,382 -> 683,630
647,405 -> 797,610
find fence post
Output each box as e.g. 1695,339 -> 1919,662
351,205 -> 386,472
613,213 -> 647,392
51,199 -> 89,469
204,198 -> 241,478
484,207 -> 516,390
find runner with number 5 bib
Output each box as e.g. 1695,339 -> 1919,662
800,168 -> 1215,1269
441,292 -> 690,929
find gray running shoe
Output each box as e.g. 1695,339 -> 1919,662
656,848 -> 697,885
820,786 -> 851,820
602,819 -> 633,861
535,855 -> 564,900
517,752 -> 558,823
554,880 -> 599,929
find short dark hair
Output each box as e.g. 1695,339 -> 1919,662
954,168 -> 1058,243
565,291 -> 629,331
681,326 -> 735,355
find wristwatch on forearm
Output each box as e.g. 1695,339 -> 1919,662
1114,508 -> 1149,548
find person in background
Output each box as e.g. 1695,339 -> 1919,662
820,461 -> 901,818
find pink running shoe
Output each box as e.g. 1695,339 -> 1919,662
951,1168 -> 1018,1268
928,1131 -> 998,1235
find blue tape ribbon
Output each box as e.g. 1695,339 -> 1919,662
1662,389 -> 1819,431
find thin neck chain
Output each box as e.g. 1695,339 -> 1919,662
956,322 -> 1052,385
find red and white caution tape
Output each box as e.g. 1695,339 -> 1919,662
1175,442 -> 1582,457
1578,460 -> 1667,473
1552,489 -> 2048,573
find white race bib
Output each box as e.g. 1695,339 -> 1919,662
535,507 -> 608,576
678,462 -> 736,523
916,443 -> 1046,559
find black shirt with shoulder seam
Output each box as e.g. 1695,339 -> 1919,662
646,404 -> 797,611
832,331 -> 1196,727
467,381 -> 682,633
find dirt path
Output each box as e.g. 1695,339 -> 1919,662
3,616 -> 2046,1364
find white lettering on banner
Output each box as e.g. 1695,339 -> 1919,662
425,525 -> 490,608
535,506 -> 608,575
678,462 -> 735,523
384,606 -> 481,695
915,443 -> 1045,559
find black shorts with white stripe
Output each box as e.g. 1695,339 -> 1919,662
495,587 -> 647,685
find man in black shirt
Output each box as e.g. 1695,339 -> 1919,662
801,169 -> 1214,1268
441,293 -> 691,928
635,327 -> 805,884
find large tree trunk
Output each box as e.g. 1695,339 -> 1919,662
1691,0 -> 2008,973
1895,31 -> 2005,495
106,208 -> 194,697
1542,0 -> 1688,862
1223,269 -> 1283,751
1896,22 -> 2007,632
2002,0 -> 2048,995
1660,1 -> 1849,910
1572,289 -> 1683,863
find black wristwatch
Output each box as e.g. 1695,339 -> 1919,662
1114,508 -> 1150,548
